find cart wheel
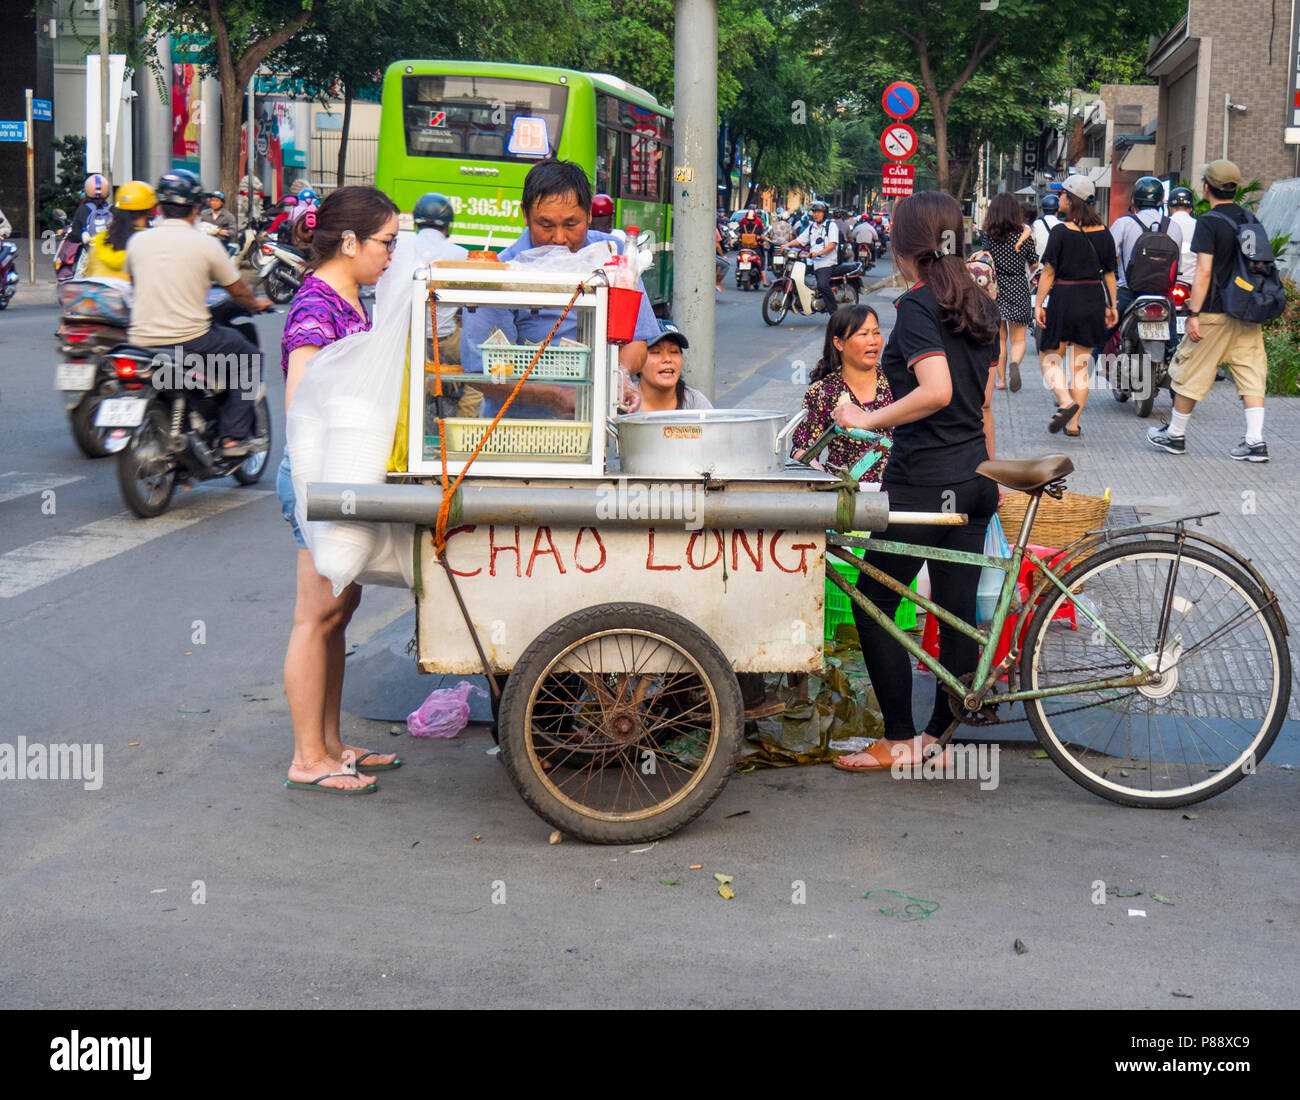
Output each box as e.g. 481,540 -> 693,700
498,603 -> 744,844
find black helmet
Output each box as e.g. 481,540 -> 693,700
155,168 -> 203,207
1168,186 -> 1195,208
1131,176 -> 1165,209
1040,192 -> 1060,214
413,191 -> 454,231
155,169 -> 202,208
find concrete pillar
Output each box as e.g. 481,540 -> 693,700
199,76 -> 220,189
672,0 -> 718,400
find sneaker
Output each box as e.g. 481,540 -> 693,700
1229,439 -> 1269,462
1147,423 -> 1186,455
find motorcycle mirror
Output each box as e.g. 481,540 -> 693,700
53,209 -> 67,225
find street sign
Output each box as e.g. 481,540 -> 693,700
32,99 -> 52,122
880,122 -> 918,161
0,121 -> 27,142
882,162 -> 914,197
882,81 -> 920,121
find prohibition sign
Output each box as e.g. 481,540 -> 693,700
882,81 -> 919,120
880,122 -> 918,161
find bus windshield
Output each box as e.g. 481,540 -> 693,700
402,75 -> 566,162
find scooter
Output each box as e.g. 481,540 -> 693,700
735,235 -> 763,291
54,278 -> 133,457
1108,290 -> 1176,419
51,212 -> 80,282
258,239 -> 308,303
0,238 -> 17,309
856,241 -> 875,270
769,247 -> 788,282
761,247 -> 862,326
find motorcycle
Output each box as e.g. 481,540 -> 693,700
769,248 -> 788,282
259,239 -> 307,304
1108,289 -> 1176,419
761,247 -> 862,326
735,234 -> 763,291
102,294 -> 272,518
856,241 -> 876,270
0,238 -> 17,309
51,212 -> 80,282
54,278 -> 134,457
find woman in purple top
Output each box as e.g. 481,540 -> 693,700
278,185 -> 401,795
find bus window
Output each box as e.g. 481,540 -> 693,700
402,75 -> 566,161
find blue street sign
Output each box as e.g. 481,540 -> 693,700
0,121 -> 27,142
32,99 -> 52,122
882,81 -> 920,121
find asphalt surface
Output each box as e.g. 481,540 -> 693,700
1,265 -> 1297,1011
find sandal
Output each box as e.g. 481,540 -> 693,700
1008,360 -> 1022,393
353,749 -> 402,771
1064,426 -> 1082,437
283,772 -> 378,795
1048,403 -> 1080,434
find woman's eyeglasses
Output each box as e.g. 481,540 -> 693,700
366,234 -> 398,254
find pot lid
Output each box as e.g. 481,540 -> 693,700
616,407 -> 789,425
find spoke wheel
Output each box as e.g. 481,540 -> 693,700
498,603 -> 743,843
1021,541 -> 1290,807
116,404 -> 176,518
761,285 -> 789,326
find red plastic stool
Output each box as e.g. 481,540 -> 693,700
917,582 -> 1029,678
1018,543 -> 1077,630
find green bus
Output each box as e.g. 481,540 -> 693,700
376,60 -> 674,306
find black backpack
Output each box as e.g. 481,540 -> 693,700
1124,213 -> 1179,294
1203,209 -> 1287,324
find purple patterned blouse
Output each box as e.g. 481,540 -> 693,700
280,272 -> 371,375
789,369 -> 895,482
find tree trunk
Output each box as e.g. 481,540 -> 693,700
336,81 -> 352,187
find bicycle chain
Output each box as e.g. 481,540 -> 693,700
946,665 -> 1141,727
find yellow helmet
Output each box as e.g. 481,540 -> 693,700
114,180 -> 157,212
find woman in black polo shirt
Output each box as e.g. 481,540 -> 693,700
831,190 -> 1001,771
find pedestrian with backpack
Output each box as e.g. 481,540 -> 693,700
1148,160 -> 1286,462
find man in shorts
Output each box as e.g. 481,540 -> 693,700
1147,160 -> 1269,462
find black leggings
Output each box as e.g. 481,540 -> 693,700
850,476 -> 999,740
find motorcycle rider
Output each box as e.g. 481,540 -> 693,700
1166,185 -> 1198,285
67,174 -> 113,274
123,169 -> 271,455
737,203 -> 766,285
590,192 -> 615,233
1029,192 -> 1061,268
199,190 -> 238,244
289,187 -> 318,224
794,200 -> 840,311
84,180 -> 157,279
394,191 -> 467,365
850,213 -> 879,263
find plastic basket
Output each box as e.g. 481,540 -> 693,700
477,343 -> 591,380
824,542 -> 918,641
437,418 -> 592,457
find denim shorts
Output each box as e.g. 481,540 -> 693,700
276,452 -> 307,548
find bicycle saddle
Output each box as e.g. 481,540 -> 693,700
976,454 -> 1073,493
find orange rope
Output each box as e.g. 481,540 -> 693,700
430,280 -> 587,555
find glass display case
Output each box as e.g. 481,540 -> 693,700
403,265 -> 614,478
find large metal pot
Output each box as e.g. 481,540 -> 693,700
610,408 -> 807,477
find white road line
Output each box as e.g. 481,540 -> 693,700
0,473 -> 85,505
0,490 -> 272,599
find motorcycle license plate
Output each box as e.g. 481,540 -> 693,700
1176,315 -> 1187,334
55,362 -> 96,391
1138,321 -> 1169,341
95,397 -> 147,428
738,262 -> 752,269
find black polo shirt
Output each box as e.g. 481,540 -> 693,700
879,282 -> 997,486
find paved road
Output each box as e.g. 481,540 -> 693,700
1,271 -> 1297,1010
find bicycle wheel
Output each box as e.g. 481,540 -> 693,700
1020,540 -> 1290,807
498,603 -> 743,843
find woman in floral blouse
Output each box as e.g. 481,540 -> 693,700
790,304 -> 894,481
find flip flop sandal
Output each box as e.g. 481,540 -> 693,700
353,750 -> 402,771
1064,426 -> 1082,437
1008,361 -> 1022,392
1048,403 -> 1080,434
283,772 -> 378,795
832,749 -> 894,772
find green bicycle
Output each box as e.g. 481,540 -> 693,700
808,426 -> 1292,808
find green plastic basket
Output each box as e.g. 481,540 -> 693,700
824,541 -> 918,641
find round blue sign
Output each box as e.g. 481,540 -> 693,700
882,81 -> 920,121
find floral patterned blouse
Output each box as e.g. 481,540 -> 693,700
789,368 -> 895,481
280,272 -> 371,375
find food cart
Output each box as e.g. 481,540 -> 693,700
305,262 -> 897,843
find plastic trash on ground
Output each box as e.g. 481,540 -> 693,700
407,680 -> 488,739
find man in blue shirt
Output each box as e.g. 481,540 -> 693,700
460,160 -> 659,375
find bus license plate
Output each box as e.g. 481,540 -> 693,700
95,398 -> 147,428
738,262 -> 752,270
1176,315 -> 1187,334
1138,321 -> 1169,341
55,362 -> 96,390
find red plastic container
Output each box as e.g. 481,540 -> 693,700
606,285 -> 641,345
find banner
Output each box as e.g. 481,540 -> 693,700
170,52 -> 201,170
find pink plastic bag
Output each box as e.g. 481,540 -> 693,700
406,680 -> 487,739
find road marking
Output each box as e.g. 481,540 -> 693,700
0,472 -> 85,505
0,490 -> 272,598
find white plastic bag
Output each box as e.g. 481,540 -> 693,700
286,248 -> 420,596
976,514 -> 1012,623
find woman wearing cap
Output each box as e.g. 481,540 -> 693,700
634,326 -> 712,411
828,191 -> 1001,771
84,181 -> 157,279
1034,175 -> 1118,436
